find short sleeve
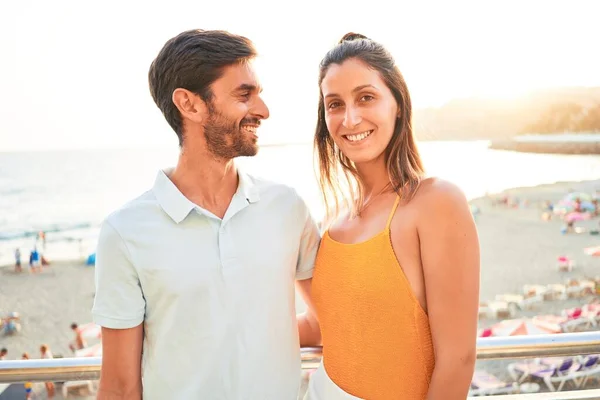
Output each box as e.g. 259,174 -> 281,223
295,195 -> 321,280
92,219 -> 145,329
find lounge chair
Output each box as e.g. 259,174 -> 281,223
508,357 -> 573,384
541,355 -> 600,391
469,370 -> 519,396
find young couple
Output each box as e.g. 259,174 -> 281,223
92,29 -> 480,400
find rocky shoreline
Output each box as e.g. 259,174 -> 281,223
489,134 -> 600,155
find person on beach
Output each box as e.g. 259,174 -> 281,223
302,33 -> 480,400
30,247 -> 40,273
40,344 -> 56,399
68,323 -> 87,352
21,353 -> 33,399
591,199 -> 598,216
40,344 -> 53,359
2,312 -> 21,335
14,248 -> 22,273
92,29 -> 320,399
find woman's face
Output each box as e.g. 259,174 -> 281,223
321,58 -> 398,165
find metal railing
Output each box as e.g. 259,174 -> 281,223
1,332 -> 600,397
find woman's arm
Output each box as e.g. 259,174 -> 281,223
418,179 -> 480,400
296,278 -> 322,346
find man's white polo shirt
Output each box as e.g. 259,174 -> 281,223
92,168 -> 320,400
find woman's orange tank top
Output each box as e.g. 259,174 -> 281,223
312,196 -> 435,399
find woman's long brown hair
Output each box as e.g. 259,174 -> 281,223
315,33 -> 425,222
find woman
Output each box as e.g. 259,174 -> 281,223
40,344 -> 56,399
304,33 -> 480,399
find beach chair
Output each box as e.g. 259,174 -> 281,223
527,358 -> 576,391
523,284 -> 549,299
575,355 -> 600,388
62,380 -> 95,398
565,283 -> 586,298
495,293 -> 543,311
490,301 -> 517,319
61,344 -> 101,397
562,317 -> 591,332
541,354 -> 600,391
557,256 -> 575,272
508,357 -> 573,384
468,370 -> 519,396
546,284 -> 568,301
578,279 -> 596,295
560,307 -> 593,332
582,303 -> 600,327
478,303 -> 494,320
478,301 -> 515,319
519,293 -> 544,310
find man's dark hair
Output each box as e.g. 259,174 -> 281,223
0,348 -> 7,354
70,323 -> 78,329
148,29 -> 257,146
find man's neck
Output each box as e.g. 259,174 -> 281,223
169,147 -> 239,219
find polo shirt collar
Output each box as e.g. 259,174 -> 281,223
153,169 -> 196,224
238,168 -> 260,204
153,166 -> 260,224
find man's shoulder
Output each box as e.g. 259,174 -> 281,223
103,189 -> 159,230
245,173 -> 303,204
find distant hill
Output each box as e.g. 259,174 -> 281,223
413,87 -> 600,141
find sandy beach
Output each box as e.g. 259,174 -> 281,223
470,179 -> 600,391
1,179 -> 600,398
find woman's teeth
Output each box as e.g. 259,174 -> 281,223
346,130 -> 372,142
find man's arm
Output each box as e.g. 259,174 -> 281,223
293,191 -> 322,347
97,325 -> 144,400
418,180 -> 480,400
92,218 -> 146,399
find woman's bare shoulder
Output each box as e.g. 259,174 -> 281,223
412,177 -> 468,208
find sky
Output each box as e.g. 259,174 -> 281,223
1,0 -> 599,151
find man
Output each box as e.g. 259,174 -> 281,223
68,323 -> 86,352
0,348 -> 7,360
14,248 -> 22,273
92,29 -> 321,399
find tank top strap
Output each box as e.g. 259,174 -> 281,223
385,195 -> 401,231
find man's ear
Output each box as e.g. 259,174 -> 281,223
172,88 -> 207,124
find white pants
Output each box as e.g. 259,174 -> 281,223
305,361 -> 363,400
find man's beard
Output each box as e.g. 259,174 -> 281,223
203,105 -> 259,160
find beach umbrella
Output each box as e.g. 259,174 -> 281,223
563,192 -> 593,202
584,246 -> 600,257
490,317 -> 562,336
478,328 -> 493,338
553,200 -> 577,214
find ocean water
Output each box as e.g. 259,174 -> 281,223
1,141 -> 600,266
